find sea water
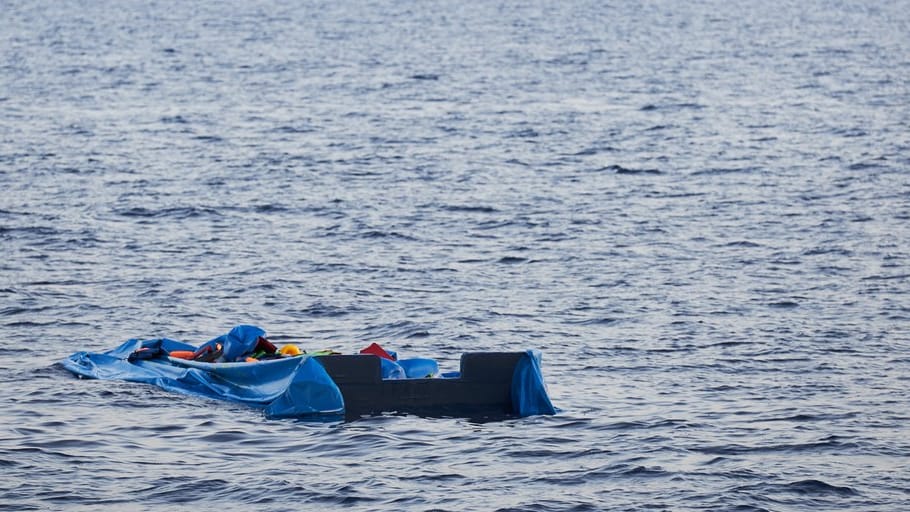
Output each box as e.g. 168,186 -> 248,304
2,1 -> 909,510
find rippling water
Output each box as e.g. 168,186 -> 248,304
2,0 -> 910,510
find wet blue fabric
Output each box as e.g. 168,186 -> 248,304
511,350 -> 557,417
62,334 -> 344,419
263,357 -> 348,418
376,358 -> 439,379
193,324 -> 265,362
397,358 -> 439,379
379,357 -> 406,379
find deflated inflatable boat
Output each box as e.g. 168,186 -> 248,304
62,325 -> 556,420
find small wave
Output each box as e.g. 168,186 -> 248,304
362,320 -> 435,341
191,134 -> 224,143
767,301 -> 799,309
194,430 -> 254,444
803,246 -> 852,256
691,166 -> 761,176
640,102 -> 704,111
848,161 -> 886,171
498,256 -> 529,264
505,158 -> 531,166
361,230 -> 420,241
0,225 -> 61,237
786,479 -> 860,496
737,479 -> 860,497
694,438 -> 854,455
599,164 -> 662,175
113,206 -> 222,219
270,125 -> 315,134
724,505 -> 771,512
160,115 -> 189,124
596,418 -> 696,431
723,240 -> 762,248
295,302 -> 353,318
751,412 -> 859,423
571,145 -> 618,156
861,273 -> 910,281
251,204 -> 291,213
440,204 -> 499,213
0,305 -> 53,316
583,463 -> 671,480
507,128 -> 540,138
565,316 -> 619,326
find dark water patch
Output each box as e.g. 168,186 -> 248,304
861,273 -> 910,281
361,320 -> 434,341
0,305 -> 53,316
194,430 -> 258,444
508,128 -> 540,139
296,302 -> 355,318
571,145 -> 618,156
640,102 -> 704,111
767,301 -> 799,309
249,203 -> 291,214
597,418 -> 698,431
703,340 -> 755,348
160,115 -> 189,124
736,479 -> 860,497
833,127 -> 868,138
361,230 -> 420,241
750,412 -> 860,423
270,125 -> 316,134
580,463 -> 672,481
140,477 -> 234,504
505,158 -> 531,166
5,446 -> 82,460
724,240 -> 762,248
111,423 -> 187,434
847,161 -> 887,171
694,438 -> 856,456
113,206 -> 223,219
599,164 -> 662,175
498,256 -> 529,264
0,225 -> 62,238
803,246 -> 852,256
21,438 -> 107,450
438,204 -> 499,214
785,479 -> 861,496
190,133 -> 225,143
474,219 -> 519,231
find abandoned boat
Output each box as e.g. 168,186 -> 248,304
61,325 -> 557,420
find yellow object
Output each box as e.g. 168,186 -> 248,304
279,344 -> 302,356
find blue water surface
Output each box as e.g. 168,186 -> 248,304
2,0 -> 910,510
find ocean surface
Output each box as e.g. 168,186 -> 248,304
2,0 -> 909,510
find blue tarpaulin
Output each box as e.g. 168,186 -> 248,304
511,350 -> 557,416
62,327 -> 344,419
